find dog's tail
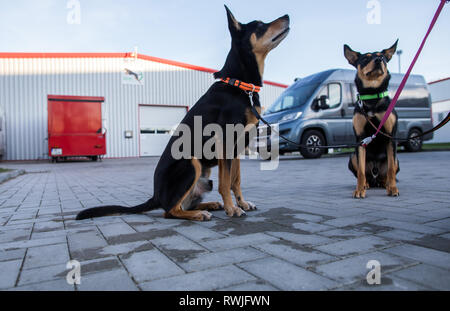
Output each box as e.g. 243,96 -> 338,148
75,197 -> 160,220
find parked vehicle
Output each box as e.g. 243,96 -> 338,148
253,69 -> 433,158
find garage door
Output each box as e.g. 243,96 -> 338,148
139,105 -> 187,156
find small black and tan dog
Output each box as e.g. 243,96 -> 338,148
344,41 -> 400,199
76,6 -> 290,221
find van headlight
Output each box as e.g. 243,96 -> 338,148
279,111 -> 302,123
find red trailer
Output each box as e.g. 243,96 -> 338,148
47,95 -> 106,162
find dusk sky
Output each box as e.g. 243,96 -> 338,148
1,0 -> 449,85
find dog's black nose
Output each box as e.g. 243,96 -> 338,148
375,58 -> 382,64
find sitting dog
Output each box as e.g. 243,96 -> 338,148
344,40 -> 400,198
76,6 -> 290,221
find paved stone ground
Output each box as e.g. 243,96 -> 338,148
0,151 -> 449,291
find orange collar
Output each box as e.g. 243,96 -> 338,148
221,78 -> 261,93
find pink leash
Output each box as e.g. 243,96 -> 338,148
362,0 -> 448,147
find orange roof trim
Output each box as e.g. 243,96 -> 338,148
0,52 -> 288,88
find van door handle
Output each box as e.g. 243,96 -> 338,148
340,108 -> 346,117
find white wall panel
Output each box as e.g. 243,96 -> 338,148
0,55 -> 286,160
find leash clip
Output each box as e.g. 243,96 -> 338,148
246,84 -> 256,107
361,135 -> 376,147
247,91 -> 254,107
357,94 -> 364,109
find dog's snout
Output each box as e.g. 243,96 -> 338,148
281,14 -> 290,25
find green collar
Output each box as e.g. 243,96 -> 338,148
358,91 -> 389,101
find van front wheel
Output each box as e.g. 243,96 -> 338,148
404,129 -> 423,152
300,130 -> 326,159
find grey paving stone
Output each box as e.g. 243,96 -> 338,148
440,233 -> 450,239
140,265 -> 256,291
10,279 -> 75,291
120,214 -> 154,224
219,281 -> 278,291
0,259 -> 22,289
292,213 -> 325,222
77,256 -> 123,276
173,224 -> 225,242
339,275 -> 431,291
254,240 -> 336,267
98,222 -> 136,238
266,231 -> 334,246
0,222 -> 34,231
375,229 -> 425,242
384,244 -> 450,270
31,229 -> 70,240
67,230 -> 107,252
150,234 -> 208,263
132,222 -> 178,233
179,247 -> 267,272
372,219 -> 446,235
18,264 -> 67,286
315,236 -> 392,257
415,209 -> 450,220
94,241 -> 153,257
319,228 -> 367,239
120,249 -> 184,283
323,215 -> 381,228
315,251 -> 417,284
365,210 -> 433,224
9,211 -> 37,221
424,217 -> 450,230
200,233 -> 279,251
292,222 -> 334,233
0,248 -> 26,262
238,257 -> 338,290
33,220 -> 64,232
392,264 -> 450,290
0,236 -> 66,251
0,228 -> 31,243
77,269 -> 138,291
23,243 -> 70,269
151,233 -> 205,250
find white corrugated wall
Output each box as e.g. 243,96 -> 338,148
0,56 -> 286,160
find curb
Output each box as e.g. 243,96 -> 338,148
0,169 -> 25,184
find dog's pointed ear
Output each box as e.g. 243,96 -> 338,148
344,44 -> 361,67
224,5 -> 241,34
382,39 -> 398,62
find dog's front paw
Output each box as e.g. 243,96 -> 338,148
364,182 -> 370,190
224,205 -> 246,217
386,185 -> 399,197
353,188 -> 366,199
237,200 -> 257,211
200,211 -> 213,221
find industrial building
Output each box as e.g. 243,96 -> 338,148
0,52 -> 287,160
428,77 -> 450,143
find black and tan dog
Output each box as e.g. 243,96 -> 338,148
76,6 -> 290,221
344,41 -> 400,199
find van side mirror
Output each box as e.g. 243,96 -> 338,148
312,95 -> 330,111
319,95 -> 330,110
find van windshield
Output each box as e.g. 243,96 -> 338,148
265,83 -> 319,114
